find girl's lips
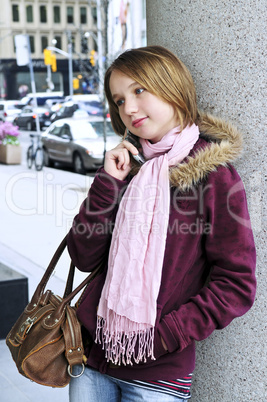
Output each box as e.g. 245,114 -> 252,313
132,117 -> 148,128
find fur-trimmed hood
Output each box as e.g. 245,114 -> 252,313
169,113 -> 243,192
130,113 -> 243,192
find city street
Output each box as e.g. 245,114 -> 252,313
0,130 -> 95,294
0,130 -> 95,401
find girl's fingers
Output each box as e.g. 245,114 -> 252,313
104,136 -> 139,180
121,139 -> 139,156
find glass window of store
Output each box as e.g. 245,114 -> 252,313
17,72 -> 63,94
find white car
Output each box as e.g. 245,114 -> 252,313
41,116 -> 121,174
0,100 -> 23,122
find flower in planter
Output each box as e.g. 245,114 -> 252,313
0,121 -> 20,145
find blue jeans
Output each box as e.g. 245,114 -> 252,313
69,365 -> 186,401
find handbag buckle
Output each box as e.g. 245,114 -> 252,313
25,317 -> 37,334
67,363 -> 85,378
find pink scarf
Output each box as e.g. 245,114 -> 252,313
96,124 -> 200,365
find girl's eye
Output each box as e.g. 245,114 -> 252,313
136,88 -> 145,95
116,99 -> 124,107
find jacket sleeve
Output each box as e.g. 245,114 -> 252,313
67,168 -> 128,272
158,165 -> 257,353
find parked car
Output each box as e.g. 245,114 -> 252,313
0,100 -> 24,122
50,100 -> 104,123
20,92 -> 65,106
50,101 -> 80,123
13,106 -> 51,130
65,94 -> 101,103
41,117 -> 120,174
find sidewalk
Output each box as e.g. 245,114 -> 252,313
0,246 -> 69,402
0,151 -> 94,401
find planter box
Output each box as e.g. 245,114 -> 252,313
0,263 -> 28,339
0,144 -> 21,164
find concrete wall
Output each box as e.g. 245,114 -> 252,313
146,1 -> 266,400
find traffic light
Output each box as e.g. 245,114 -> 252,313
81,37 -> 88,54
51,54 -> 57,72
43,49 -> 52,65
90,50 -> 96,66
73,78 -> 79,90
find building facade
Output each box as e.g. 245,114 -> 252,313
0,0 -> 146,99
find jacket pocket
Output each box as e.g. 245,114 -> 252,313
153,322 -> 169,360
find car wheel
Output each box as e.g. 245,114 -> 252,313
73,153 -> 86,175
43,148 -> 54,167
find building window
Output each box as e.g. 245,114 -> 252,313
26,5 -> 33,23
53,6 -> 60,23
71,36 -> 75,52
41,36 -> 48,52
29,36 -> 35,53
12,5 -> 19,22
80,7 -> 87,24
67,7 -> 74,24
40,6 -> 47,23
91,7 -> 97,24
54,36 -> 62,49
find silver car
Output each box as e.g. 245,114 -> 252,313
41,117 -> 121,174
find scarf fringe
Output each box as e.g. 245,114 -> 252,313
95,316 -> 155,366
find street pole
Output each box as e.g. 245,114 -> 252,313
68,42 -> 73,97
96,0 -> 104,97
46,64 -> 54,91
26,37 -> 41,134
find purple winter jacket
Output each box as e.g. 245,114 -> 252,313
67,113 -> 256,381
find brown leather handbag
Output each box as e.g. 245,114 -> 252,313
6,235 -> 101,388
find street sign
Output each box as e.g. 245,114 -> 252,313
15,35 -> 30,66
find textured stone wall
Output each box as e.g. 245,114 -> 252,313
146,1 -> 266,400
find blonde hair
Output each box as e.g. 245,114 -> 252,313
104,45 -> 199,135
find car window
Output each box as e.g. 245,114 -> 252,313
90,121 -> 115,137
60,125 -> 72,138
71,122 -> 99,140
48,124 -> 64,136
0,105 -> 4,111
7,104 -> 20,110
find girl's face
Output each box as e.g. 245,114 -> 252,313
109,70 -> 179,143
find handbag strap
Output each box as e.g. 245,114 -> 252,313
31,235 -> 69,304
63,261 -> 75,299
30,235 -> 104,309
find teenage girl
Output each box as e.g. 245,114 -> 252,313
67,46 -> 256,401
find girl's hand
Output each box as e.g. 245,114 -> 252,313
104,137 -> 139,181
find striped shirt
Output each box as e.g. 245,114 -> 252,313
120,374 -> 193,399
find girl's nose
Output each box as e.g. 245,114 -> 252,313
124,97 -> 138,115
